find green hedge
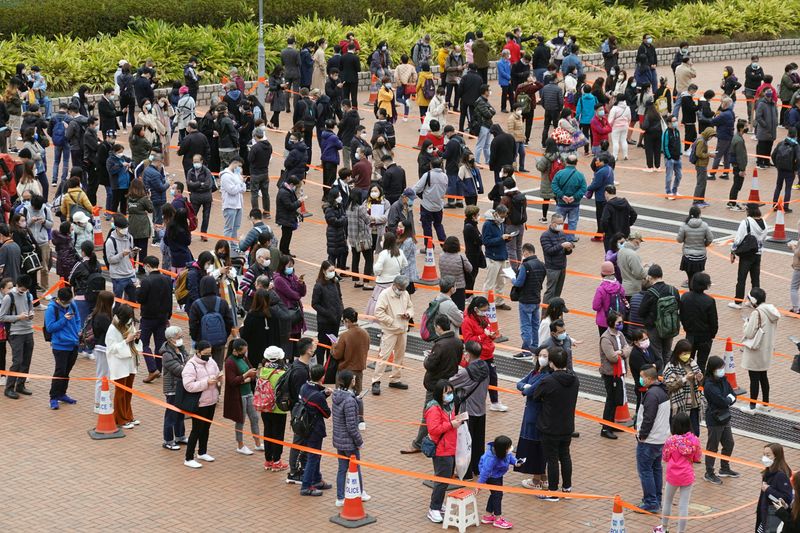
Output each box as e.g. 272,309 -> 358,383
0,0 -> 797,93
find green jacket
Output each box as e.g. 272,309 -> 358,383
472,39 -> 490,69
730,133 -> 747,171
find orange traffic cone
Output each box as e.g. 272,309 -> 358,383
609,495 -> 625,533
88,377 -> 125,440
417,237 -> 439,285
614,404 -> 634,427
329,455 -> 377,528
92,206 -> 104,249
724,337 -> 746,395
485,290 -> 507,342
768,198 -> 790,243
747,167 -> 761,204
365,74 -> 379,107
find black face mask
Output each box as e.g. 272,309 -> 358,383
199,353 -> 211,361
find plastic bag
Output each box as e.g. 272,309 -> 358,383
455,422 -> 472,480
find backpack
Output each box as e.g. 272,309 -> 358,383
655,95 -> 669,115
85,272 -> 106,305
52,116 -> 67,147
68,191 -> 91,220
119,76 -> 133,98
102,230 -> 117,268
43,302 -> 75,342
273,366 -> 297,412
422,77 -> 436,100
772,141 -> 797,171
79,317 -> 95,351
688,140 -> 700,164
609,291 -> 628,318
174,269 -> 190,305
253,367 -> 279,412
648,287 -> 680,338
196,298 -> 227,347
301,99 -> 315,126
182,198 -> 198,232
290,398 -> 317,438
419,298 -> 443,341
516,92 -> 531,114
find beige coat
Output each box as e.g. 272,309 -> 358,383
311,47 -> 327,91
374,288 -> 414,335
507,112 -> 525,142
675,63 -> 697,94
136,110 -> 165,145
741,304 -> 781,371
395,63 -> 417,86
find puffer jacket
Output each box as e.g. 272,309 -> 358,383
591,279 -> 626,328
755,98 -> 778,142
677,217 -> 713,260
311,279 -> 343,328
694,127 -> 715,167
478,442 -> 517,483
424,400 -> 457,456
449,358 -> 489,417
472,96 -> 495,129
127,195 -> 153,239
607,102 -> 631,130
143,166 -> 168,206
160,340 -> 189,396
332,388 -> 364,452
506,112 -> 525,142
324,204 -> 348,259
186,165 -> 214,204
182,354 -> 221,407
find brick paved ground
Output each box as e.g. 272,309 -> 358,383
1,54 -> 799,532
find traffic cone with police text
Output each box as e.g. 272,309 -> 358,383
88,377 -> 125,440
724,337 -> 746,395
609,495 -> 625,533
486,290 -> 508,343
747,167 -> 762,204
92,206 -> 104,249
417,237 -> 439,285
330,455 -> 376,528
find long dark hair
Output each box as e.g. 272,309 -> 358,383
214,239 -> 231,267
467,296 -> 489,320
90,290 -> 114,320
166,209 -> 189,243
432,378 -> 453,407
249,289 -> 271,317
668,338 -> 693,366
544,297 -> 568,321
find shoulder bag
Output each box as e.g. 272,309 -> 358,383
742,310 -> 764,350
174,362 -> 202,413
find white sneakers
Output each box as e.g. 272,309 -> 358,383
197,453 -> 215,462
237,446 -> 254,455
728,302 -> 742,309
335,499 -> 345,507
121,422 -> 135,429
489,402 -> 509,412
184,459 -> 203,469
360,491 -> 371,502
254,445 -> 265,452
427,509 -> 444,523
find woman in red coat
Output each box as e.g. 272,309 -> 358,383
461,296 -> 507,411
424,379 -> 464,524
222,338 -> 263,455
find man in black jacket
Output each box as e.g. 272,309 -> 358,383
488,124 -> 516,184
600,185 -> 638,251
679,272 -> 719,373
337,99 -> 360,170
540,75 -> 564,146
215,104 -> 239,169
133,68 -> 155,109
510,54 -> 532,94
744,55 -> 764,124
137,256 -> 173,384
677,83 -> 699,147
457,64 -> 483,132
177,121 -> 211,177
639,264 -> 681,367
379,155 -> 406,204
198,109 -> 220,172
97,88 -> 119,137
540,213 -> 573,304
280,38 -> 301,112
293,88 -> 316,162
286,337 -> 314,483
532,346 -> 579,498
275,176 -> 304,255
501,177 -> 528,269
248,128 -> 272,217
441,126 -> 465,208
325,68 -> 344,119
512,243 -> 546,358
340,44 -> 361,110
402,315 -> 463,454
96,130 -> 116,217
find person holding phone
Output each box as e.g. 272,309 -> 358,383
757,443 -> 793,532
773,472 -> 800,532
223,338 -> 262,456
477,435 -> 520,529
182,340 -> 222,469
0,274 -> 36,399
45,287 -> 81,410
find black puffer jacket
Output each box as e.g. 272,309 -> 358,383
312,279 -> 344,328
324,204 -> 348,259
275,184 -> 301,228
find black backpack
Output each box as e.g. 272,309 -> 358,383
274,365 -> 297,412
290,399 -> 316,438
85,272 -> 107,304
772,141 -> 797,171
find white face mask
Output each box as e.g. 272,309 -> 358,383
335,196 -> 342,204
748,295 -> 758,306
762,455 -> 774,468
258,258 -> 270,268
392,287 -> 402,296
193,162 -> 202,170
538,356 -> 548,368
205,265 -> 214,274
427,147 -> 435,154
714,368 -> 725,379
117,227 -> 128,236
370,191 -> 380,199
360,132 -> 368,139
325,270 -> 336,280
145,104 -> 152,111
175,338 -> 184,347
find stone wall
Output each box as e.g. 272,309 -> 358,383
50,38 -> 800,109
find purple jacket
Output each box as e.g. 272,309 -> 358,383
320,129 -> 343,164
591,279 -> 626,327
273,272 -> 307,335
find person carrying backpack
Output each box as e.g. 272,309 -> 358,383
68,240 -> 104,356
770,128 -> 800,211
45,286 -> 81,410
639,264 -> 681,368
297,363 -> 332,496
283,337 -> 314,485
188,275 -> 233,367
48,102 -> 71,184
257,346 -> 290,471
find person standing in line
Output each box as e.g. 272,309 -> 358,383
182,340 -> 221,468
740,287 -> 781,415
371,275 -> 413,396
512,243 -> 546,359
639,264 -> 681,366
462,206 -> 486,296
219,156 -> 246,253
280,37 -> 301,112
500,177 -> 527,271
663,339 -> 704,436
702,355 -> 739,485
137,256 -> 172,384
754,89 -> 778,168
550,153 -> 586,241
744,56 -> 764,125
676,205 -> 713,288
412,157 -> 448,250
45,287 -> 81,410
258,346 -> 289,471
658,412 -> 702,533
160,326 -> 188,451
89,291 -> 114,412
299,364 -> 333,496
635,364 -> 671,513
515,347 -> 550,490
104,215 -> 137,301
691,127 -> 714,208
0,275 -> 34,399
424,379 -> 463,524
727,119 -> 750,210
662,115 -> 683,199
186,154 -> 214,239
679,272 -> 718,374
597,310 -> 630,440
450,340 -> 490,481
275,176 -> 304,257
311,261 -> 343,369
710,97 -> 735,180
248,127 -> 272,218
755,443 -> 794,532
223,338 -> 262,456
540,213 -> 573,304
481,205 -> 513,310
729,203 -> 769,308
332,369 -> 369,506
586,155 -> 614,241
106,304 -> 142,429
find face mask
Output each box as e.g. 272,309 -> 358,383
325,270 -> 336,280
681,48 -> 688,55
354,153 -> 361,161
617,240 -> 625,248
610,69 -> 616,76
427,147 -> 435,154
615,322 -> 624,331
516,109 -> 523,116
392,287 -> 403,296
638,376 -> 647,387
443,393 -> 454,404
381,46 -> 387,51
556,332 -> 567,341
117,227 -> 128,236
234,167 -> 242,175
360,132 -> 368,139
751,63 -> 759,69
284,267 -> 294,276
538,356 -> 549,368
679,353 -> 691,363
193,162 -> 202,170
558,32 -> 565,38
646,38 -> 653,44
554,224 -> 564,232
765,91 -> 773,98
370,191 -> 380,199
634,339 -> 649,351
748,295 -> 758,306
714,368 -> 725,379
145,104 -> 152,111
175,338 -> 184,347
597,110 -> 605,117
630,81 -> 637,88
407,200 -> 415,207
148,154 -> 155,162
258,258 -> 270,268
762,456 -> 774,468
475,309 -> 486,317
335,196 -> 342,204
384,83 -> 392,90
22,200 -> 31,208
199,353 -> 211,361
671,121 -> 678,128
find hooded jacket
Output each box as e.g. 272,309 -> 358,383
44,299 -> 80,351
694,127 -> 715,167
424,400 -> 457,456
677,217 -> 713,260
188,276 -> 233,343
600,196 -> 637,240
592,279 -> 626,328
532,370 -> 579,437
320,129 -> 343,164
284,141 -> 308,180
755,98 -> 778,142
449,358 -> 489,417
332,388 -> 363,451
160,340 -> 188,396
477,442 -> 517,483
182,354 -> 221,407
741,304 -> 781,371
617,244 -> 646,296
423,330 -> 463,391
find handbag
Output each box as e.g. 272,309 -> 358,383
174,363 -> 202,413
742,310 -> 764,350
265,91 -> 274,104
791,353 -> 800,374
21,250 -> 42,274
421,434 -> 442,458
403,83 -> 417,96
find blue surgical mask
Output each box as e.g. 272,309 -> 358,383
714,369 -> 725,379
615,322 -> 624,331
556,332 -> 567,341
638,376 -> 646,387
443,393 -> 454,404
285,267 -> 294,276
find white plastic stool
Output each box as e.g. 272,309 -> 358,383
442,488 -> 479,532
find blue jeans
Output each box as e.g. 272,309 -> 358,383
515,141 -> 526,170
163,394 -> 185,443
518,302 -> 541,352
636,442 -> 663,510
301,438 -> 323,490
111,276 -> 137,301
475,126 -> 492,165
223,208 -> 242,250
556,204 -> 580,242
52,144 -> 70,182
336,448 -> 364,500
153,202 -> 165,226
534,68 -> 547,83
665,159 -> 682,195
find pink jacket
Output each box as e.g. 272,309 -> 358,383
607,103 -> 631,131
662,432 -> 702,486
591,279 -> 626,327
182,355 -> 221,407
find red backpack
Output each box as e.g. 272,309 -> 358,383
184,199 -> 198,232
253,368 -> 280,412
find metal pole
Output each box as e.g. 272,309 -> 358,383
257,0 -> 266,103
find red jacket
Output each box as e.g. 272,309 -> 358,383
461,311 -> 495,360
590,115 -> 612,147
503,40 -> 521,64
424,402 -> 457,456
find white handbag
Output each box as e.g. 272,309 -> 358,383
742,311 -> 764,350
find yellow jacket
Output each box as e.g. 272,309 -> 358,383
415,71 -> 435,106
377,86 -> 395,118
437,48 -> 449,73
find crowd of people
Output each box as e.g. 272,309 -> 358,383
0,27 -> 799,533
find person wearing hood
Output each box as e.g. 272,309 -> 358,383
600,185 -> 637,252
174,86 -> 196,142
219,156 -> 247,249
181,340 -> 221,468
215,104 -> 239,169
592,261 -> 627,336
332,369 -> 368,506
320,119 -> 343,195
730,203 -> 770,307
691,127 -> 715,208
284,134 -> 309,182
222,81 -> 243,123
188,275 -> 233,366
676,205 -> 713,287
755,90 -> 779,167
449,340 -> 489,479
679,272 -> 718,373
160,326 -> 189,450
531,346 -> 578,500
275,176 -> 304,256
635,364 -> 671,513
770,128 -> 800,210
740,287 -> 781,415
